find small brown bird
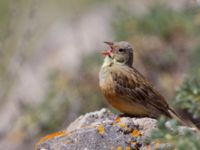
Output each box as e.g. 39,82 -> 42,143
99,41 -> 183,121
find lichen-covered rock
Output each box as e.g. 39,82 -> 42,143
36,108 -> 160,150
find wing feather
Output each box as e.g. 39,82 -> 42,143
110,65 -> 171,117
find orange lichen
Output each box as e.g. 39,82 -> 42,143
118,123 -> 127,128
36,130 -> 68,146
131,129 -> 142,137
117,146 -> 123,150
115,117 -> 121,123
97,124 -> 105,135
125,146 -> 131,150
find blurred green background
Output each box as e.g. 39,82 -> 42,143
0,0 -> 200,149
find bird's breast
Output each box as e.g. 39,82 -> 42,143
99,65 -> 151,116
99,67 -> 115,95
99,67 -> 109,87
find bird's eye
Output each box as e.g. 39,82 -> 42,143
118,49 -> 124,52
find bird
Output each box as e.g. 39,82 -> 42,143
99,41 -> 185,122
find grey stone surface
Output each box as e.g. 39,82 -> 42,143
36,108 -> 159,150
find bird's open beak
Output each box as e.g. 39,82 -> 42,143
101,41 -> 114,57
104,41 -> 114,46
101,50 -> 112,56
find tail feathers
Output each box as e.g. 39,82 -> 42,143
168,107 -> 200,134
168,108 -> 189,126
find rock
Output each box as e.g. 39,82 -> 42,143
36,108 -> 160,150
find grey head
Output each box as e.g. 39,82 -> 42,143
102,41 -> 134,67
